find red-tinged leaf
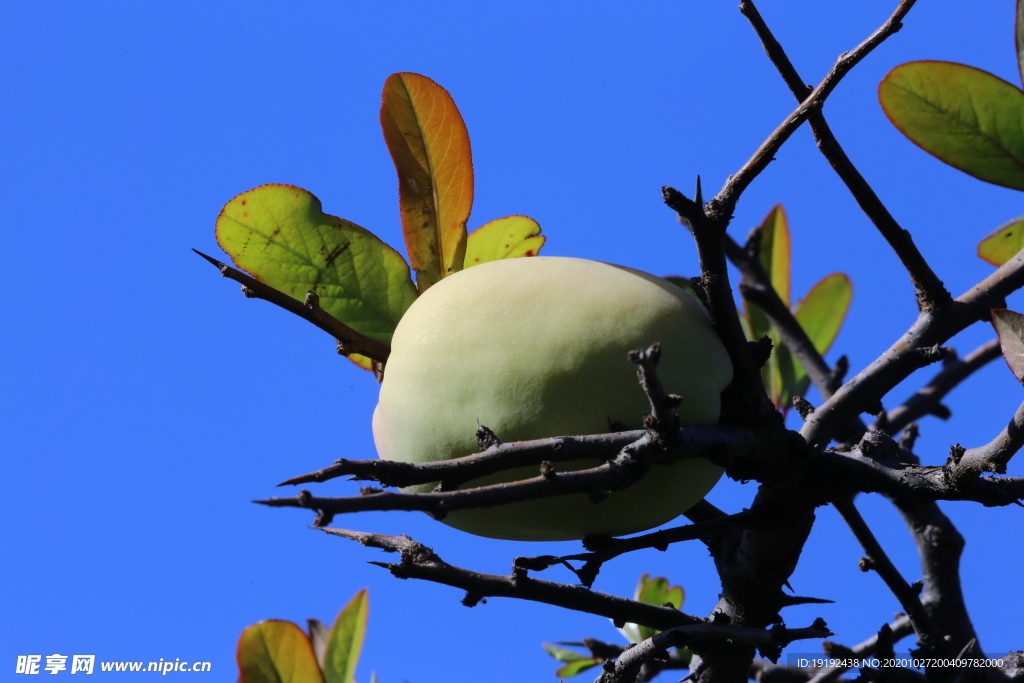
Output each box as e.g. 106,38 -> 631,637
323,589 -> 368,683
992,309 -> 1024,383
879,61 -> 1024,191
784,273 -> 854,403
555,659 -> 601,679
464,215 -> 545,267
978,215 -> 1024,266
237,620 -> 324,683
381,73 -> 474,292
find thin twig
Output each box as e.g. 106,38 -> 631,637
277,425 -> 756,489
260,436 -> 673,520
192,248 -> 391,363
320,528 -> 704,631
706,0 -> 918,227
832,497 -> 943,652
555,511 -> 757,588
738,0 -> 948,313
629,343 -> 682,441
882,340 -> 1001,435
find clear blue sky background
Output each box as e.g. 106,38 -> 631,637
4,1 -> 1024,680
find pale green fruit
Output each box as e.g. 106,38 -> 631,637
372,256 -> 732,541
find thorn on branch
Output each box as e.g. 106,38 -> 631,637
192,248 -> 391,364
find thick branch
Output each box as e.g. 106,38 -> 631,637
664,186 -> 763,394
802,251 -> 1024,448
193,249 -> 391,364
804,447 -> 1024,508
597,619 -> 833,683
956,399 -> 1024,478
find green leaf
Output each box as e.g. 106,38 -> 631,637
542,643 -> 591,664
992,309 -> 1024,383
879,61 -> 1024,190
784,273 -> 853,403
216,184 -> 419,368
555,659 -> 600,679
745,205 -> 791,406
381,73 -> 474,292
619,574 -> 685,644
978,215 -> 1024,266
464,215 -> 545,267
323,589 -> 369,683
237,620 -> 325,683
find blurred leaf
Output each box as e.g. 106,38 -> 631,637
307,619 -> 329,669
464,215 -> 545,267
1017,0 -> 1024,87
619,574 -> 685,644
745,205 -> 791,406
543,643 -> 591,663
237,620 -> 325,683
555,659 -> 601,678
323,589 -> 369,683
978,215 -> 1024,266
992,309 -> 1024,383
757,204 -> 791,306
784,273 -> 853,403
381,72 -> 474,292
879,61 -> 1024,191
216,184 -> 419,365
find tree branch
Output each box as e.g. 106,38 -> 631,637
882,340 -> 1001,436
596,619 -> 834,683
321,528 -> 705,631
192,248 -> 391,364
802,250 -> 1024,449
276,424 -> 757,489
705,0 -> 917,227
738,0 -> 948,313
832,497 -> 943,652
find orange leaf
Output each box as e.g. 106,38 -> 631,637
381,73 -> 474,292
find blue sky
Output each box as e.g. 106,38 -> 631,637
3,1 -> 1024,680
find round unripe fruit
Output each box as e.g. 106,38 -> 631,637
372,256 -> 732,541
